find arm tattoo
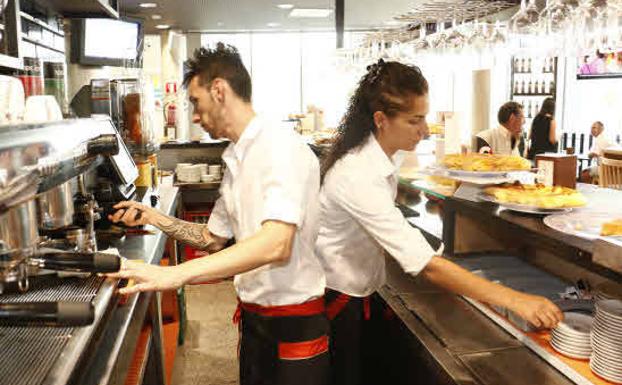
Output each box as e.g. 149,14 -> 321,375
156,217 -> 213,250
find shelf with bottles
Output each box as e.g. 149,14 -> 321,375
513,57 -> 557,74
512,78 -> 556,96
518,99 -> 546,120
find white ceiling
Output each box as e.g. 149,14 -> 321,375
121,0 -> 419,33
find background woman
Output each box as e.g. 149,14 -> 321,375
528,97 -> 557,159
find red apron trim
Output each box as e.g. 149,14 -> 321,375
278,335 -> 329,360
363,297 -> 371,321
325,293 -> 350,320
325,293 -> 371,321
232,297 -> 325,324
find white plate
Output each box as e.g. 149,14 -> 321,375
552,331 -> 591,343
590,361 -> 622,384
597,299 -> 622,318
446,168 -> 512,178
478,194 -> 574,214
544,212 -> 622,240
592,357 -> 622,372
550,341 -> 591,359
593,318 -> 622,334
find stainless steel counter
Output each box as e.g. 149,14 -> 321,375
382,181 -> 621,385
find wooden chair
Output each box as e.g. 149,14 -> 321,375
599,157 -> 622,190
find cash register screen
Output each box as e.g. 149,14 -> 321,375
110,133 -> 138,186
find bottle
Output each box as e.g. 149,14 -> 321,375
514,58 -> 521,73
164,82 -> 178,142
527,58 -> 532,73
528,80 -> 533,94
527,100 -> 532,118
514,80 -> 520,94
520,79 -> 526,94
534,102 -> 540,117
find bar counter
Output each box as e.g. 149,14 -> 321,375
378,180 -> 622,385
38,186 -> 179,385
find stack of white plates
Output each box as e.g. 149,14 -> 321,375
594,282 -> 622,302
591,300 -> 622,383
176,163 -> 202,183
550,312 -> 593,359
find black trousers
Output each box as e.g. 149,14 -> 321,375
325,289 -> 384,385
239,309 -> 330,385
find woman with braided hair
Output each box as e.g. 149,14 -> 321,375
316,59 -> 563,385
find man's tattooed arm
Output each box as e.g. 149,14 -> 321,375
153,215 -> 226,252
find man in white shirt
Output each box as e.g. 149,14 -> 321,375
582,121 -> 614,182
476,101 -> 525,156
107,44 -> 329,385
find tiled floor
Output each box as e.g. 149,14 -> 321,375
171,281 -> 239,385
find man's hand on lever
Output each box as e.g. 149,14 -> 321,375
109,201 -> 157,227
107,259 -> 186,295
109,201 -> 228,252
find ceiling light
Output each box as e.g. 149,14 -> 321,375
217,21 -> 224,27
289,8 -> 332,18
266,22 -> 281,27
155,24 -> 170,29
277,4 -> 294,9
151,14 -> 162,20
139,2 -> 157,8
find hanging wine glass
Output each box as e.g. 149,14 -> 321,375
432,21 -> 449,51
510,0 -> 533,34
488,20 -> 507,46
414,23 -> 431,51
446,16 -> 466,49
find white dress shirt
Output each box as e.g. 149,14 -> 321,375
477,125 -> 521,156
208,116 -> 326,306
315,135 -> 439,297
590,134 -> 613,158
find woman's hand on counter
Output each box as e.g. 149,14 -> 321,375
106,259 -> 187,295
109,201 -> 160,227
508,293 -> 563,329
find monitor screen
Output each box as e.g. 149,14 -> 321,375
577,49 -> 622,79
84,19 -> 138,61
72,18 -> 143,67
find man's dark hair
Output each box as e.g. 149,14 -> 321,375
498,101 -> 523,125
183,42 -> 252,102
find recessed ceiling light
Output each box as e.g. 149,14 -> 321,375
139,2 -> 157,8
277,4 -> 294,9
217,21 -> 224,27
151,14 -> 162,20
266,22 -> 280,27
155,24 -> 170,29
289,8 -> 332,18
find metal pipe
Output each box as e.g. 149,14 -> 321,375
336,0 -> 344,48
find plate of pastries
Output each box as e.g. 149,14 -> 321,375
441,154 -> 532,177
481,182 -> 587,214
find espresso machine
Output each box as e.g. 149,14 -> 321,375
0,117 -> 136,325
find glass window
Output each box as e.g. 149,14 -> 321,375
201,33 -> 252,74
251,33 -> 301,120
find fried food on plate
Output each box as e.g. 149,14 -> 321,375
442,154 -> 531,172
483,183 -> 587,209
601,219 -> 622,236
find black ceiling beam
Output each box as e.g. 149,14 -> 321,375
336,0 -> 344,48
